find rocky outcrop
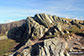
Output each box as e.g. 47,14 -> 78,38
26,16 -> 48,39
21,37 -> 69,56
4,13 -> 84,56
26,14 -> 66,40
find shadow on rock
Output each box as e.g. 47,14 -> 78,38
7,26 -> 27,42
7,23 -> 28,42
76,33 -> 84,37
31,42 -> 44,56
7,23 -> 28,51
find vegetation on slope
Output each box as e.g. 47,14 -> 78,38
0,39 -> 17,56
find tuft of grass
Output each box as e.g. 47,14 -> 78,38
0,39 -> 17,56
62,33 -> 73,38
0,34 -> 6,36
65,25 -> 84,36
46,35 -> 57,38
68,25 -> 80,33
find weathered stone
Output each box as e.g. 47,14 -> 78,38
26,16 -> 48,39
19,37 -> 69,56
7,13 -> 84,56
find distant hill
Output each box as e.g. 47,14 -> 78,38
0,19 -> 25,36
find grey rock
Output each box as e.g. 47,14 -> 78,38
20,37 -> 70,56
26,16 -> 48,39
8,13 -> 73,56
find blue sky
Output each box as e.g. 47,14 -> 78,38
0,0 -> 84,24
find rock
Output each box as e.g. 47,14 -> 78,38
26,16 -> 48,39
7,23 -> 27,42
64,30 -> 69,34
7,13 -> 84,56
65,20 -> 69,23
49,32 -> 52,35
20,37 -> 70,56
22,46 -> 31,56
56,23 -> 64,35
70,19 -> 79,25
34,14 -> 52,28
54,28 -> 57,32
0,13 -> 67,41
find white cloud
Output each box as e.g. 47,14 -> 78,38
73,17 -> 78,19
5,20 -> 15,23
65,17 -> 70,18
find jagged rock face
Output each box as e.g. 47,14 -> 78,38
26,16 -> 48,39
34,14 -> 54,28
22,37 -> 69,56
10,14 -> 70,56
7,13 -> 84,56
26,14 -> 65,39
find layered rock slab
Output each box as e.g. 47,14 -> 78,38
8,13 -> 84,56
22,37 -> 69,56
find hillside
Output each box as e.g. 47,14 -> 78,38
0,19 -> 25,35
0,13 -> 84,56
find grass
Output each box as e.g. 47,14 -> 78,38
0,39 -> 17,56
0,34 -> 6,36
46,35 -> 57,37
64,25 -> 84,37
62,33 -> 73,38
68,25 -> 80,33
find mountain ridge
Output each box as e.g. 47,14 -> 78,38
0,13 -> 84,56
